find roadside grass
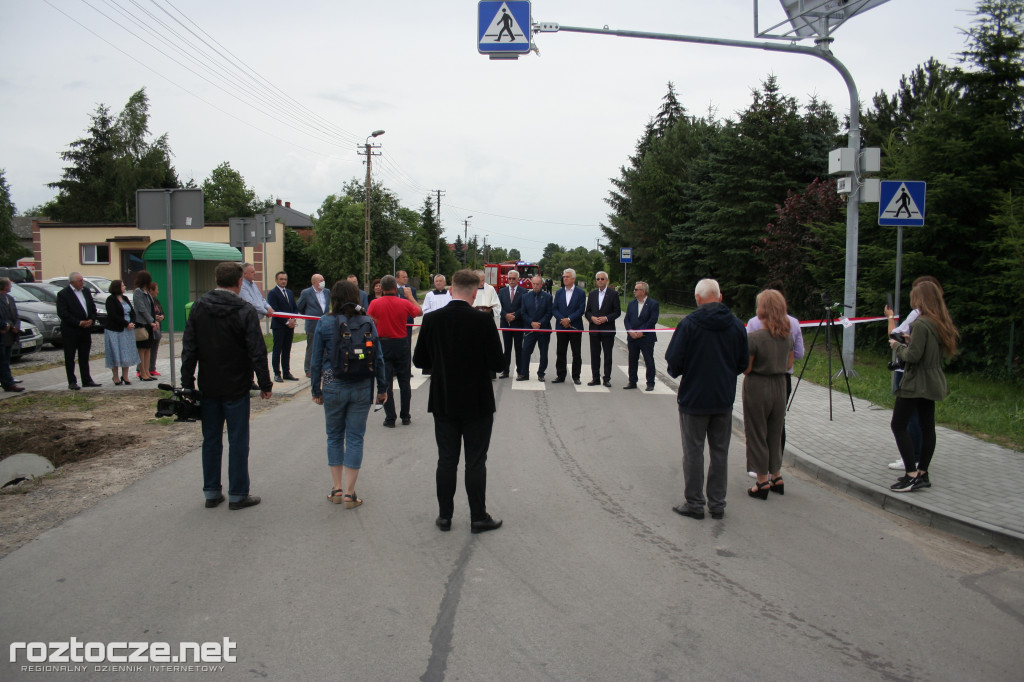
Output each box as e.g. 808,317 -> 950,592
794,345 -> 1023,452
263,333 -> 306,352
0,392 -> 95,414
658,303 -> 693,329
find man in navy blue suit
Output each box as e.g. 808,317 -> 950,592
551,268 -> 586,385
266,271 -> 298,382
584,271 -> 621,387
623,281 -> 661,391
518,275 -> 553,381
497,270 -> 526,379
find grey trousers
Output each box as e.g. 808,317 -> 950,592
742,374 -> 787,476
679,411 -> 733,513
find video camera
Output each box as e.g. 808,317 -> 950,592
155,383 -> 202,422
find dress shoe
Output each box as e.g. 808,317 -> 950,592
3,385 -> 25,393
149,371 -> 161,377
551,377 -> 566,384
710,510 -> 725,520
274,375 -> 284,383
537,374 -> 545,382
602,379 -> 611,388
82,381 -> 102,388
69,384 -> 81,391
672,504 -> 704,520
205,494 -> 225,508
401,418 -> 412,426
623,383 -> 637,390
572,378 -> 581,385
283,374 -> 299,381
646,384 -> 655,391
11,379 -> 22,384
383,420 -> 396,428
498,372 -> 509,379
228,495 -> 261,510
435,517 -> 452,532
515,374 -> 529,381
587,379 -> 601,386
470,515 -> 503,534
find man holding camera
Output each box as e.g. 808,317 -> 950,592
181,262 -> 273,511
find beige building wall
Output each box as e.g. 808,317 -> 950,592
34,221 -> 285,291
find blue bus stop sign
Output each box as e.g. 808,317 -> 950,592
620,247 -> 633,264
478,1 -> 531,54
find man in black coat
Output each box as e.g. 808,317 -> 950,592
584,271 -> 621,387
266,271 -> 298,382
55,272 -> 101,390
413,269 -> 505,534
181,261 -> 273,511
497,269 -> 526,379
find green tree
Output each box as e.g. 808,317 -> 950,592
202,162 -> 269,222
283,227 -> 318,292
0,170 -> 30,264
47,88 -> 177,222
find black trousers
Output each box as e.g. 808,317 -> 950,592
521,330 -> 550,377
589,331 -> 614,381
271,326 -> 293,376
891,397 -> 936,473
554,329 -> 582,380
627,338 -> 656,386
381,337 -> 412,422
502,329 -> 524,375
63,329 -> 93,385
434,413 -> 493,521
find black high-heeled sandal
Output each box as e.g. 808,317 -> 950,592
748,480 -> 771,500
770,476 -> 784,495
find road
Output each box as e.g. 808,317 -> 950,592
2,350 -> 1022,681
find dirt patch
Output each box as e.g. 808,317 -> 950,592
0,389 -> 286,559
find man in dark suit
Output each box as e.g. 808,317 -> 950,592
55,272 -> 101,390
551,268 -> 586,385
347,274 -> 370,310
296,273 -> 327,378
623,281 -> 661,391
584,271 -> 621,387
266,271 -> 298,382
0,278 -> 25,393
497,269 -> 526,379
413,269 -> 505,534
518,275 -> 553,382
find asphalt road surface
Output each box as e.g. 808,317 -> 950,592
2,353 -> 1022,681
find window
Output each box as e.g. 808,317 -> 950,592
81,243 -> 110,265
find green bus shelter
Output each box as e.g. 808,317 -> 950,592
142,239 -> 243,332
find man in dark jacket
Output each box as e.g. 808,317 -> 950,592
181,262 -> 273,511
413,269 -> 505,534
664,278 -> 748,521
55,272 -> 101,390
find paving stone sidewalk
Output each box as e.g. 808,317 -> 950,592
615,328 -> 1024,557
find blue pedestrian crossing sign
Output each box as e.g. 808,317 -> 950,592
878,180 -> 926,227
478,1 -> 531,54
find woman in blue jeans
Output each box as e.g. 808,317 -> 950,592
310,280 -> 387,508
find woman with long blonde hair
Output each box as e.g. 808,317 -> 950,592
888,280 -> 958,492
743,289 -> 794,500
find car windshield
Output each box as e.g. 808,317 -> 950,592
23,284 -> 61,302
89,278 -> 113,291
8,283 -> 40,303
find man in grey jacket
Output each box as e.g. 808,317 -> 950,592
181,262 -> 273,511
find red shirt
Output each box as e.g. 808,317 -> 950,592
367,294 -> 421,338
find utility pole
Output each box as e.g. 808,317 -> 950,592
463,216 -> 472,267
358,130 -> 385,296
433,189 -> 445,274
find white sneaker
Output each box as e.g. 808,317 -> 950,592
748,471 -> 758,479
887,460 -> 905,470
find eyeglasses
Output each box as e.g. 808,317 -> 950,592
633,288 -> 644,291
596,277 -> 607,281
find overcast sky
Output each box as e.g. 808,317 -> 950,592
1,0 -> 976,262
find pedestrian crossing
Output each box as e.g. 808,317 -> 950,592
486,363 -> 676,394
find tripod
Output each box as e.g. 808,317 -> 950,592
788,297 -> 856,421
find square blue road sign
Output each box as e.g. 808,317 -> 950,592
478,1 -> 531,54
878,180 -> 926,226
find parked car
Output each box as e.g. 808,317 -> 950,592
0,266 -> 35,283
19,282 -> 62,304
38,278 -> 109,332
7,283 -> 63,346
12,322 -> 43,358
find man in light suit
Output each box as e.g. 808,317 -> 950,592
497,270 -> 526,379
55,272 -> 101,390
623,281 -> 660,391
518,275 -> 553,382
296,273 -> 328,377
266,271 -> 298,382
585,271 -> 621,387
551,268 -> 586,385
413,269 -> 505,534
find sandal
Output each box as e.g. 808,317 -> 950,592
343,493 -> 363,509
770,476 -> 784,495
328,489 -> 345,504
748,480 -> 771,500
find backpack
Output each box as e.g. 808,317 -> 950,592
330,314 -> 377,382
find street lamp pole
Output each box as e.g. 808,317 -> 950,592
360,129 -> 385,296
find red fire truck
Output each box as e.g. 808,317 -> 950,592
484,261 -> 542,288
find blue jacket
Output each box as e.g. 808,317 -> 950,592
309,313 -> 387,399
521,289 -> 553,329
266,285 -> 297,331
665,302 -> 748,414
497,285 -> 526,329
551,286 -> 586,330
624,297 -> 660,345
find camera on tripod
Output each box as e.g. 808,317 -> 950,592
887,332 -> 907,371
155,384 -> 202,422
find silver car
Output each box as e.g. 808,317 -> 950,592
8,283 -> 62,347
12,322 -> 43,358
